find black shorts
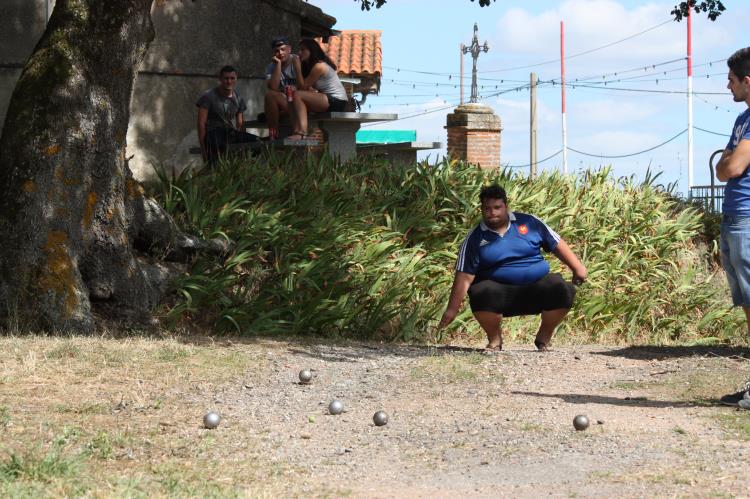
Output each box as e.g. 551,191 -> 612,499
327,95 -> 349,112
468,273 -> 576,317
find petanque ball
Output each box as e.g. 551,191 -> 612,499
328,400 -> 344,415
373,410 -> 388,426
299,369 -> 313,383
573,414 -> 589,431
203,411 -> 221,429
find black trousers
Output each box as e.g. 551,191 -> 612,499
205,127 -> 258,164
468,273 -> 576,317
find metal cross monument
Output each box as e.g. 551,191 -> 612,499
462,23 -> 489,103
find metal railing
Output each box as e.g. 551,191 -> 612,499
689,149 -> 724,213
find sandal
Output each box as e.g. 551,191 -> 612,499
287,132 -> 306,140
484,343 -> 503,354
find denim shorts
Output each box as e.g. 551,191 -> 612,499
720,215 -> 750,307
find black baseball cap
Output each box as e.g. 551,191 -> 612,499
271,36 -> 290,48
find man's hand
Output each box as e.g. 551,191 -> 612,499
438,307 -> 459,329
571,265 -> 588,286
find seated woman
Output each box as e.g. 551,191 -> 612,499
288,38 -> 349,140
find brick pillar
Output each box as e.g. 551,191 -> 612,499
445,103 -> 502,169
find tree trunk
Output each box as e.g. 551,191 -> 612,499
0,0 -> 173,332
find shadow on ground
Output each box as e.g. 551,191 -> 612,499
593,345 -> 750,361
512,390 -> 714,408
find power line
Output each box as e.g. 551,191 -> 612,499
694,126 -> 729,137
479,19 -> 673,74
567,129 -> 687,158
504,149 -> 563,168
567,83 -> 726,95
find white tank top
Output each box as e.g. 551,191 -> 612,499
313,64 -> 348,101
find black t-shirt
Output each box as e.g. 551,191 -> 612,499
196,87 -> 247,131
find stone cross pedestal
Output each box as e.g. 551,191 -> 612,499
446,103 -> 502,169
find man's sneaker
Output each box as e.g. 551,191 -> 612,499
719,382 -> 750,406
739,399 -> 750,410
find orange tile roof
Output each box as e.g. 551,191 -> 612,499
319,30 -> 382,79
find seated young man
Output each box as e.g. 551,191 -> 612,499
196,65 -> 257,164
438,184 -> 588,352
264,36 -> 302,140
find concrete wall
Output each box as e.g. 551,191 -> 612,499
0,0 -> 332,180
0,0 -> 50,137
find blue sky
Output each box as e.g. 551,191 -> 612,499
310,0 -> 749,196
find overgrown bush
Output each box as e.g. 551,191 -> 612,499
153,153 -> 744,344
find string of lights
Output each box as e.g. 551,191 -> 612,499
566,129 -> 687,158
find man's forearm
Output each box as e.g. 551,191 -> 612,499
716,150 -> 739,182
553,239 -> 586,277
446,272 -> 474,312
268,65 -> 282,90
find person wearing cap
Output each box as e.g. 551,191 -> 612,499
437,184 -> 587,353
196,65 -> 258,164
264,36 -> 303,140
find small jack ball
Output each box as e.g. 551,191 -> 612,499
203,411 -> 221,429
573,414 -> 589,431
373,410 -> 388,426
328,400 -> 344,415
299,369 -> 313,383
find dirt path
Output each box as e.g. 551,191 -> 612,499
2,337 -> 750,497
193,340 -> 750,497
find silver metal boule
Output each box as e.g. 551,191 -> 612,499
299,369 -> 313,383
328,400 -> 344,415
203,411 -> 221,429
573,414 -> 589,431
373,410 -> 388,426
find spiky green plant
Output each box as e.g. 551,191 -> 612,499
153,152 -> 743,344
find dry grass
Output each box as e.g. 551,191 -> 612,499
0,334 -> 297,497
409,352 -> 489,383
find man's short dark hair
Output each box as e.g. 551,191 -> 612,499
480,184 -> 507,204
219,65 -> 237,76
728,47 -> 750,79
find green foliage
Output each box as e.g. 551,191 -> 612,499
672,1 -> 725,21
356,0 -> 725,20
156,153 -> 742,344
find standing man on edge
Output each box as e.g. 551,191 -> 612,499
716,47 -> 750,410
196,65 -> 257,165
438,184 -> 587,353
264,36 -> 302,140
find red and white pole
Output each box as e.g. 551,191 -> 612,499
687,7 -> 694,192
561,20 -> 568,174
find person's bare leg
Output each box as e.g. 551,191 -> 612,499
473,311 -> 503,351
292,95 -> 309,136
291,91 -> 330,137
265,91 -> 287,136
534,308 -> 569,351
743,306 -> 750,334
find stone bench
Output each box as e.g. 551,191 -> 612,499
357,141 -> 443,165
188,137 -> 319,157
245,112 -> 398,161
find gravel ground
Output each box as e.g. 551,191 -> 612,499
184,340 -> 750,498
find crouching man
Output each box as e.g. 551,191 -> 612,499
438,184 -> 588,352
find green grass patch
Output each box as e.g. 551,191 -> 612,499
715,412 -> 750,441
411,352 -> 486,383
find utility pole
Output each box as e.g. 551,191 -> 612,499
687,7 -> 694,195
460,44 -> 465,104
462,23 -> 489,103
560,20 -> 568,174
530,72 -> 538,178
